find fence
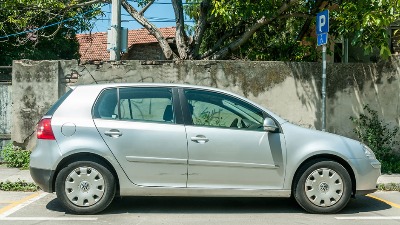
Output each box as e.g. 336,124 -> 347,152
0,66 -> 12,160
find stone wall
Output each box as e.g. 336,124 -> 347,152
122,43 -> 166,60
11,59 -> 400,150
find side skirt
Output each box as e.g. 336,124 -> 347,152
120,186 -> 291,198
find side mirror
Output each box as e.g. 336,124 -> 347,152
263,118 -> 279,132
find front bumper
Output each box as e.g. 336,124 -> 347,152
30,167 -> 55,193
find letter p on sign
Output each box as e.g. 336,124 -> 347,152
316,10 -> 329,35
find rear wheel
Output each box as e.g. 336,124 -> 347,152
294,159 -> 352,214
55,161 -> 116,214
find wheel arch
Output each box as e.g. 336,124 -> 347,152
52,152 -> 120,196
291,154 -> 356,197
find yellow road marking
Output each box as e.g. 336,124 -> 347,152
367,194 -> 400,209
0,192 -> 40,215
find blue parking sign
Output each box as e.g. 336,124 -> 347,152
317,33 -> 328,46
316,10 -> 329,35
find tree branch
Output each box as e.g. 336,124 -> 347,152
192,0 -> 210,59
171,0 -> 187,59
121,0 -> 177,60
139,0 -> 155,15
199,22 -> 243,59
277,13 -> 313,19
210,0 -> 300,59
297,0 -> 325,41
67,0 -> 109,9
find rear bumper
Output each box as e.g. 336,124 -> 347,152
30,167 -> 55,193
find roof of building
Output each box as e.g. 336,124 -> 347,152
76,27 -> 175,62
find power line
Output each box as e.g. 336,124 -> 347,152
0,9 -> 97,40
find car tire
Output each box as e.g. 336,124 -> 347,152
55,160 -> 116,214
293,159 -> 352,214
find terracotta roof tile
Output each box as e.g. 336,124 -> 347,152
77,27 -> 175,61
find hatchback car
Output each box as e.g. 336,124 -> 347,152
30,83 -> 381,214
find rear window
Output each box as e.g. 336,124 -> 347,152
93,87 -> 174,123
45,88 -> 73,116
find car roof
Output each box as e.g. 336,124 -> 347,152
72,83 -> 231,93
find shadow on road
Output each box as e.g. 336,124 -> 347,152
46,195 -> 391,215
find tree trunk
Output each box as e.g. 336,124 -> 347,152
192,0 -> 210,59
121,0 -> 177,60
171,0 -> 187,59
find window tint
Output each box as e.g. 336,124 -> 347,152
93,87 -> 174,123
93,88 -> 118,119
184,90 -> 264,130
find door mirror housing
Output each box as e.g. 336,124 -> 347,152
263,118 -> 279,132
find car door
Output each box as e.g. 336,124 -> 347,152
93,87 -> 188,187
182,88 -> 286,189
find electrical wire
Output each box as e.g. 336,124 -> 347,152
0,9 -> 97,40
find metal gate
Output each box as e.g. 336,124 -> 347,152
0,66 -> 12,159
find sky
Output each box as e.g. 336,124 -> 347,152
83,1 -> 194,34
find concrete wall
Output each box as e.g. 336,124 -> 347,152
12,60 -> 63,150
11,59 -> 400,150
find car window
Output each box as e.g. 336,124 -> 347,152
119,87 -> 174,123
93,88 -> 118,119
184,89 -> 264,130
93,87 -> 174,123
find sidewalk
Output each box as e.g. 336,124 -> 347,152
0,164 -> 34,183
0,163 -> 399,185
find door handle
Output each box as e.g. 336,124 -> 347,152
191,135 -> 209,144
104,129 -> 122,138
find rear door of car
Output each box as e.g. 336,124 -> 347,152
93,86 -> 188,187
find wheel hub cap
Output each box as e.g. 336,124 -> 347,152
64,166 -> 105,207
304,168 -> 344,207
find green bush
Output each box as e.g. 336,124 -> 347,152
350,105 -> 400,174
0,180 -> 39,192
377,183 -> 400,192
1,143 -> 31,169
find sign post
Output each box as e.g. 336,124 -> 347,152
316,10 -> 329,131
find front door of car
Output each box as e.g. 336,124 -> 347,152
182,89 -> 286,189
93,87 -> 188,187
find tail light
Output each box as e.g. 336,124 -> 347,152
37,118 -> 55,140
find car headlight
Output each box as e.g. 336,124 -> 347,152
362,144 -> 376,160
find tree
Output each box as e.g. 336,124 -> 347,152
124,0 -> 400,60
0,0 -> 102,66
1,0 -> 399,62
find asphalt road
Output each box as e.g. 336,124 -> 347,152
1,191 -> 400,225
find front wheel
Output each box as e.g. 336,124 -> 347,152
55,161 -> 116,214
294,159 -> 352,214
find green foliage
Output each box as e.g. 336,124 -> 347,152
333,0 -> 399,59
378,183 -> 400,192
350,105 -> 400,173
0,0 -> 102,66
1,143 -> 31,169
185,0 -> 400,61
0,180 -> 39,192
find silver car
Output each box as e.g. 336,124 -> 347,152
30,83 -> 381,214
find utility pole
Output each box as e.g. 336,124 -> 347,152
316,10 -> 329,131
110,0 -> 121,61
321,45 -> 327,131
